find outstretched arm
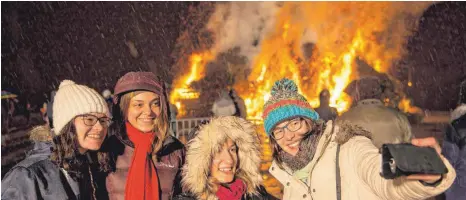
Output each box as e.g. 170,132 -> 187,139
342,136 -> 456,200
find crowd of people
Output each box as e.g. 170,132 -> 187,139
1,71 -> 464,200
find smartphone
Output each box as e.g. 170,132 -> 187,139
380,143 -> 448,179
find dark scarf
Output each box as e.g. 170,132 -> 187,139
278,132 -> 322,172
73,154 -> 93,200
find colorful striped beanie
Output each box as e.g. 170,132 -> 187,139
262,78 -> 319,135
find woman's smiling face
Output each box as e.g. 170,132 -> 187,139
210,138 -> 238,184
272,117 -> 312,156
126,91 -> 160,133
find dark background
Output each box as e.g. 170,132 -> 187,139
1,1 -> 465,111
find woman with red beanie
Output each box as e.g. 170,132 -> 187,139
105,71 -> 185,200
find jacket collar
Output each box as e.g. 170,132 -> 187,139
451,103 -> 466,122
60,168 -> 80,197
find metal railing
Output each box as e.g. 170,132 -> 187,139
171,117 -> 210,143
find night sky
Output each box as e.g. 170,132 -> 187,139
1,1 -> 465,111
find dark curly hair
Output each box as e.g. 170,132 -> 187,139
50,120 -> 110,177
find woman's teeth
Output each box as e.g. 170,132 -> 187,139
288,141 -> 300,148
140,118 -> 153,122
219,167 -> 233,172
88,134 -> 102,139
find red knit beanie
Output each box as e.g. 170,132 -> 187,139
113,71 -> 164,104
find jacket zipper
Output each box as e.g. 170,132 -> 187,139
307,123 -> 336,198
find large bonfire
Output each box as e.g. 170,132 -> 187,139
170,2 -> 430,120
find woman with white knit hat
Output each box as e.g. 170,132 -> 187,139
2,80 -> 111,200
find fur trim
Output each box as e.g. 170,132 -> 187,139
182,116 -> 262,200
334,121 -> 372,145
451,104 -> 466,121
28,125 -> 53,142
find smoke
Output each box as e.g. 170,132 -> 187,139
206,2 -> 282,62
206,2 -> 432,69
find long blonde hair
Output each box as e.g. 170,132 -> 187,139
119,91 -> 169,161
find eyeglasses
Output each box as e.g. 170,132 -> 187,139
79,114 -> 112,127
271,118 -> 304,140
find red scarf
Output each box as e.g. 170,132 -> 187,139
216,179 -> 247,200
125,122 -> 160,200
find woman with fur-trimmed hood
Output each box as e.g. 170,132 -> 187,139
174,116 -> 277,200
263,78 -> 456,200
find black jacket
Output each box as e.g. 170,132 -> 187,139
442,105 -> 466,200
445,112 -> 466,150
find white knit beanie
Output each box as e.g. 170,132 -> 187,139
53,80 -> 109,135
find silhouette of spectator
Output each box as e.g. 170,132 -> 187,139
314,89 -> 338,122
337,76 -> 413,148
229,89 -> 247,119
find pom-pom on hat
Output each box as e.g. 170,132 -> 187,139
262,78 -> 319,135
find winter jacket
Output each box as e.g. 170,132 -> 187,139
175,116 -> 276,200
442,104 -> 466,200
105,131 -> 185,200
337,99 -> 413,148
1,126 -> 79,200
269,121 -> 456,200
212,92 -> 237,117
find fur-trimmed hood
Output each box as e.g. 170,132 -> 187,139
26,125 -> 54,157
333,121 -> 372,144
182,116 -> 262,200
451,103 -> 466,122
28,125 -> 53,142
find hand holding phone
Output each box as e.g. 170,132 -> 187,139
380,137 -> 447,183
406,137 -> 445,183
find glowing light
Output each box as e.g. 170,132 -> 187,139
171,2 -> 429,119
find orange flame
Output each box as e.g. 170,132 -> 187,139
399,98 -> 422,114
170,52 -> 213,115
234,2 -> 429,120
172,2 -> 430,119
